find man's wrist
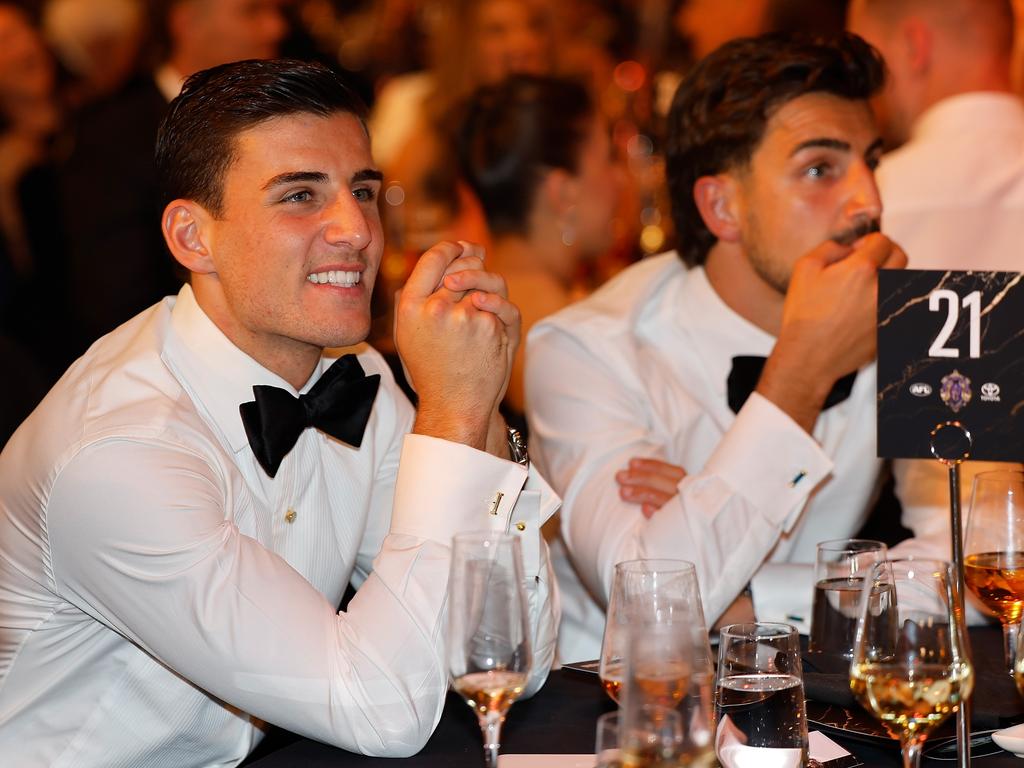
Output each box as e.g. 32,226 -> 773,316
412,405 -> 490,451
756,338 -> 835,433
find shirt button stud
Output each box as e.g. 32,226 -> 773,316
285,508 -> 297,524
515,522 -> 526,532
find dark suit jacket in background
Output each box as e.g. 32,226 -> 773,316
58,74 -> 184,358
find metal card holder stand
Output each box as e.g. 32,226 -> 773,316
929,421 -> 973,768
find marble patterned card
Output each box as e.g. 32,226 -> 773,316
877,269 -> 1024,462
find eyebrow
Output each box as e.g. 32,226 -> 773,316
262,171 -> 328,190
261,168 -> 383,190
790,136 -> 885,158
353,169 -> 384,184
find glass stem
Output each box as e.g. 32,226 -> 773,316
479,711 -> 505,768
901,741 -> 923,768
1003,621 -> 1020,673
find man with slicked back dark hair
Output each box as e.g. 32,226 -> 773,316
527,32 -> 954,664
0,58 -> 558,766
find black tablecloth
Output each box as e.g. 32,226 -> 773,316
246,626 -> 1024,768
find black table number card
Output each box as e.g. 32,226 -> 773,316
877,269 -> 1024,462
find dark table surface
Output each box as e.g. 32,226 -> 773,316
247,626 -> 1024,767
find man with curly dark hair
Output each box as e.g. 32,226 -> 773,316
525,32 -> 933,663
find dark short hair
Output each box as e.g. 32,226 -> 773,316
665,32 -> 885,267
155,58 -> 367,217
457,75 -> 594,237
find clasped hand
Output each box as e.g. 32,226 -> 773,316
395,241 -> 519,451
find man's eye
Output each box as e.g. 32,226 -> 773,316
866,155 -> 881,172
353,187 -> 377,203
805,163 -> 832,179
282,190 -> 312,203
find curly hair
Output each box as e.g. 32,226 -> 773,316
665,32 -> 885,266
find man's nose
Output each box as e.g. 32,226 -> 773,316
323,194 -> 371,250
844,160 -> 883,223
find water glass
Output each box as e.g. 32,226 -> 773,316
808,538 -> 887,659
715,622 -> 808,768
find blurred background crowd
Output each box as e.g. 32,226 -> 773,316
2,0 -> 1024,442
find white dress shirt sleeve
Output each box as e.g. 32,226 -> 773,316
527,326 -> 832,625
45,432 -> 559,758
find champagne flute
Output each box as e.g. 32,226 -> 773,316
599,559 -> 710,705
850,559 -> 974,768
447,532 -> 532,768
963,469 -> 1024,670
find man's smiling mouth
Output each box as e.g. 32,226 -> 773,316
307,270 -> 361,287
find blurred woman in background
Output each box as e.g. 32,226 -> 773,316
458,74 -> 619,431
372,0 -> 555,253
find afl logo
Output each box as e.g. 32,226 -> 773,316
981,382 -> 1001,402
909,382 -> 932,397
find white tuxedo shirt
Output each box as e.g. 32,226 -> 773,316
879,91 -> 1024,273
0,285 -> 559,767
526,254 -> 953,663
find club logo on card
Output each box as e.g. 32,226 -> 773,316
877,270 -> 1024,462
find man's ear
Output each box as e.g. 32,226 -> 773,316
693,174 -> 742,243
541,167 -> 577,215
901,16 -> 932,74
162,200 -> 215,274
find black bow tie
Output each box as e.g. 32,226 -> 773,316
726,355 -> 857,415
240,354 -> 380,478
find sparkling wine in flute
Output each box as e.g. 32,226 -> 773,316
454,669 -> 528,717
715,673 -> 807,767
850,662 -> 971,742
964,551 -> 1024,624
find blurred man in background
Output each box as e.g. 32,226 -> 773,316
57,0 -> 286,359
848,0 -> 1024,272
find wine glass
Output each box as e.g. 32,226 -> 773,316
963,469 -> 1024,671
714,622 -> 808,768
447,532 -> 532,768
850,559 -> 974,768
599,559 -> 710,705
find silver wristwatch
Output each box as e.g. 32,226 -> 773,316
506,426 -> 529,467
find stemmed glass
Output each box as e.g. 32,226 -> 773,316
850,559 -> 974,768
599,559 -> 710,705
963,469 -> 1024,671
447,532 -> 532,768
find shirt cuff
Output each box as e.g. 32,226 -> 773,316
750,562 -> 814,634
704,393 -> 833,530
390,434 -> 529,550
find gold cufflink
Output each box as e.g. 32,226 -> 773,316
488,491 -> 504,516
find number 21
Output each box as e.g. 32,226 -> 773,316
928,289 -> 981,358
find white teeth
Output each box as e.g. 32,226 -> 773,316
307,270 -> 361,286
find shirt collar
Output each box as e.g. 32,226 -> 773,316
676,265 -> 776,354
911,91 -> 1024,143
162,284 -> 327,454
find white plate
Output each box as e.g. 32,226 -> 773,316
497,755 -> 594,767
993,722 -> 1024,757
